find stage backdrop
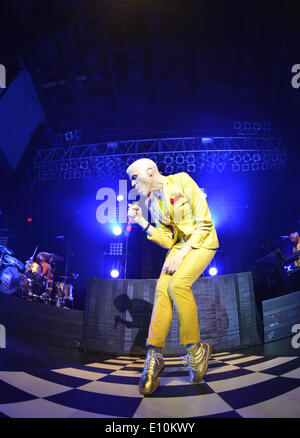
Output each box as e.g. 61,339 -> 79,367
82,271 -> 261,355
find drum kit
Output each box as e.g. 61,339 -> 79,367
0,244 -> 78,308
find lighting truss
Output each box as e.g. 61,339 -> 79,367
33,136 -> 288,181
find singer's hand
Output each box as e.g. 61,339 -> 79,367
128,203 -> 143,225
162,252 -> 185,275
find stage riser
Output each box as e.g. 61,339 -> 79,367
0,272 -> 261,355
0,293 -> 83,349
82,272 -> 261,355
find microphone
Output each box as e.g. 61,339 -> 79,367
125,201 -> 139,237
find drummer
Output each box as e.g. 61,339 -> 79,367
36,252 -> 53,280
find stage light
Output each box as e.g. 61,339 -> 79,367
243,153 -> 251,163
27,217 -> 33,222
82,169 -> 91,178
209,267 -> 218,276
253,153 -> 261,162
70,161 -> 79,170
186,154 -> 195,163
201,137 -> 214,144
73,170 -> 82,179
242,163 -> 250,172
65,131 -> 73,141
117,195 -> 124,202
110,269 -> 120,278
163,155 -> 173,164
233,153 -> 242,163
60,162 -> 69,171
187,163 -> 195,173
165,165 -> 174,174
109,243 -> 123,256
216,162 -> 225,172
112,225 -> 122,236
176,155 -> 185,165
79,160 -> 89,170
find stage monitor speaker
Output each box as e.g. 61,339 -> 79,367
252,251 -> 294,322
262,290 -> 300,343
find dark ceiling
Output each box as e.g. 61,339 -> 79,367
1,0 -> 300,143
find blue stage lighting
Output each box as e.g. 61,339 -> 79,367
112,225 -> 122,236
209,267 -> 218,276
111,269 -> 120,278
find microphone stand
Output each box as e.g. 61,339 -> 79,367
62,238 -> 71,308
56,236 -> 71,308
124,232 -> 129,279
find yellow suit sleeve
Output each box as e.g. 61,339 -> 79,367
181,172 -> 214,249
146,220 -> 174,249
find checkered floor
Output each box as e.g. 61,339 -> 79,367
0,352 -> 300,418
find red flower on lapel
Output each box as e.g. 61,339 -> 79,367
170,193 -> 182,205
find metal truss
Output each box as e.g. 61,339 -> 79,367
33,136 -> 286,166
32,136 -> 288,182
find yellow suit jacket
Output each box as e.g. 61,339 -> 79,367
146,172 -> 219,250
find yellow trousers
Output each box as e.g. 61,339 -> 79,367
147,246 -> 216,348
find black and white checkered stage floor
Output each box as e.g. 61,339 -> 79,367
1,347 -> 300,418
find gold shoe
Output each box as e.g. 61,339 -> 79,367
182,343 -> 211,383
138,348 -> 165,395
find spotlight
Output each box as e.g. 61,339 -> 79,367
60,162 -> 69,172
233,154 -> 241,163
65,131 -> 73,141
117,195 -> 124,202
82,169 -> 91,178
70,161 -> 78,170
112,225 -> 122,236
110,269 -> 120,278
242,163 -> 250,172
165,165 -> 174,174
187,163 -> 195,173
186,154 -> 195,163
209,267 -> 218,276
243,154 -> 251,163
201,137 -> 214,144
176,155 -> 185,165
73,170 -> 82,179
79,160 -> 89,170
251,163 -> 260,171
216,162 -> 225,172
163,155 -> 173,165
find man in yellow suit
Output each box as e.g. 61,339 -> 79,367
127,158 -> 219,395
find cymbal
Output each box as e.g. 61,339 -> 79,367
0,245 -> 14,255
37,252 -> 64,262
4,255 -> 25,270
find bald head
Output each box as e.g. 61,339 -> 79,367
126,158 -> 159,176
126,158 -> 165,196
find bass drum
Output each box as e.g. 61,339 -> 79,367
0,265 -> 20,294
